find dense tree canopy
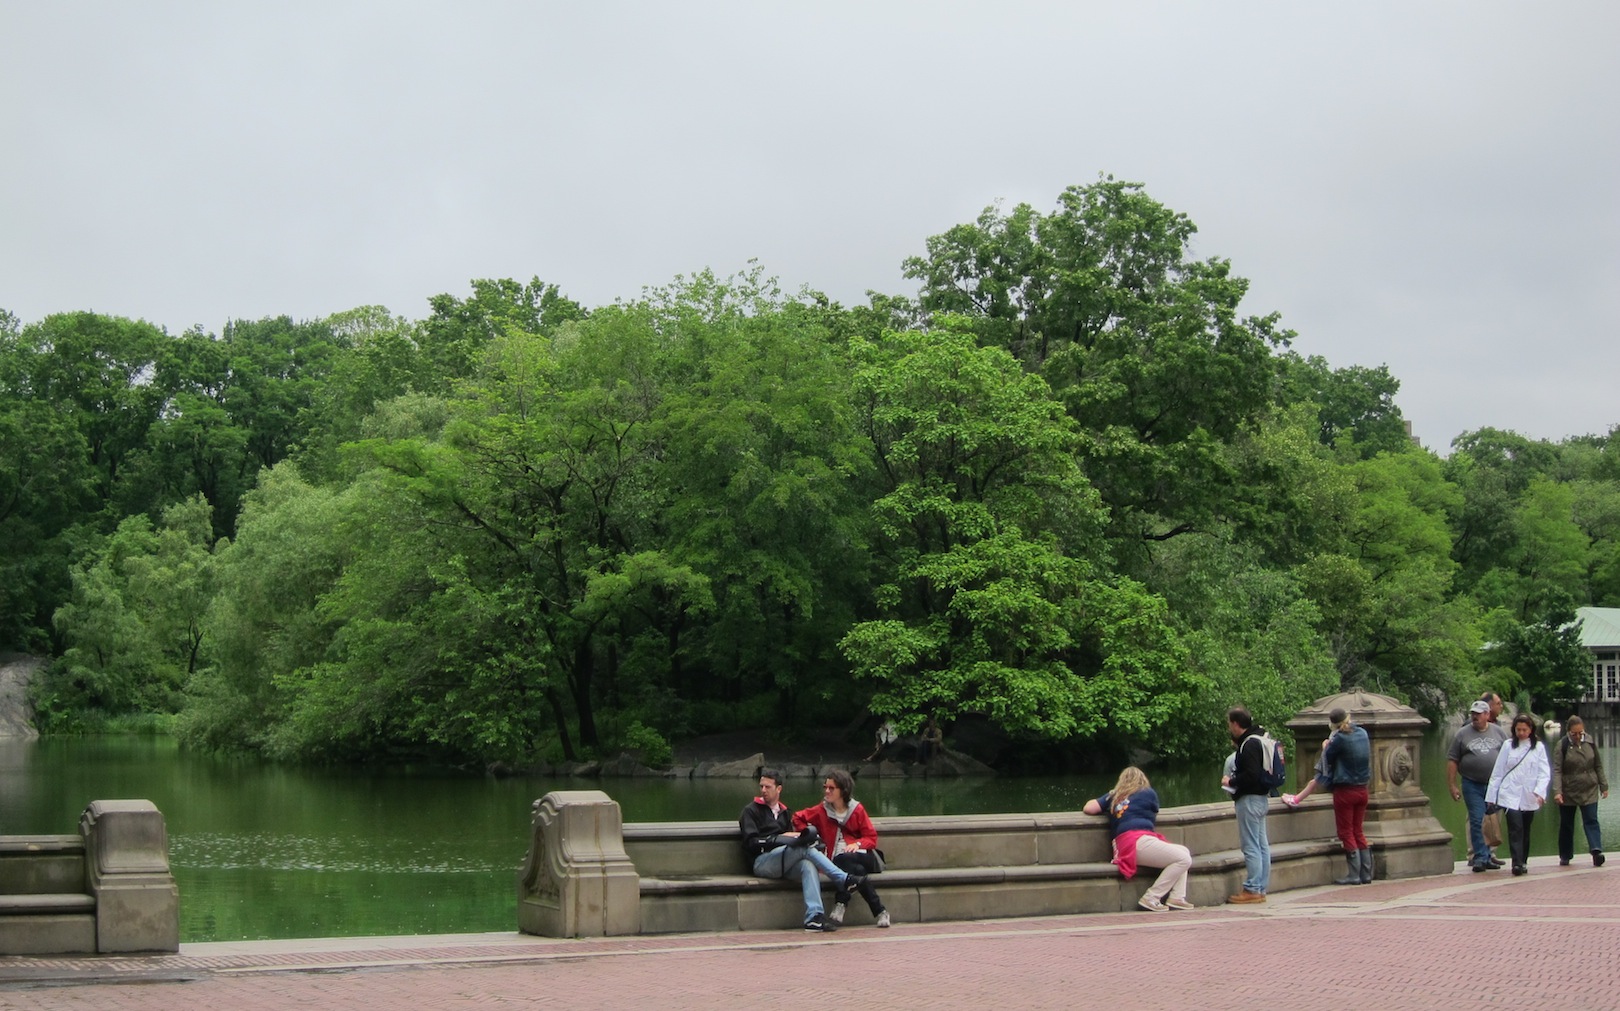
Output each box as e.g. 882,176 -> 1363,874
9,181 -> 1619,768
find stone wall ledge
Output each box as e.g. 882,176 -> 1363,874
0,801 -> 178,956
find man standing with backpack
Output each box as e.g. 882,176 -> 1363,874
1222,706 -> 1272,903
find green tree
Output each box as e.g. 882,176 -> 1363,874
648,271 -> 872,728
1482,604 -> 1589,714
904,179 -> 1289,558
1275,353 -> 1410,457
39,495 -> 217,727
179,464 -> 350,752
1296,449 -> 1478,709
1469,477 -> 1589,621
416,277 -> 585,391
839,324 -> 1194,745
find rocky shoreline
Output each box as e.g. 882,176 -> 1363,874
0,655 -> 990,777
0,653 -> 41,739
521,746 -> 994,780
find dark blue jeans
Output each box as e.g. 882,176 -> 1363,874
1460,777 -> 1493,866
1558,802 -> 1603,861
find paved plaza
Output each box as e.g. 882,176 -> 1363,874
2,856 -> 1617,1009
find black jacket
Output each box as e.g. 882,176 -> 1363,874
1230,728 -> 1270,799
739,798 -> 793,864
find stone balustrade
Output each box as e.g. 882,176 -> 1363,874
0,800 -> 179,955
518,691 -> 1456,937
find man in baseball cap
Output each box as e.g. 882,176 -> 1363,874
1445,699 -> 1508,871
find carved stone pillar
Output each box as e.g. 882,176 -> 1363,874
518,790 -> 640,937
1286,690 -> 1454,879
80,800 -> 179,953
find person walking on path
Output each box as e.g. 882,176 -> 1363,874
1284,707 -> 1372,884
1221,706 -> 1271,903
793,769 -> 890,927
1446,699 -> 1509,872
1552,714 -> 1608,867
1084,766 -> 1195,912
1486,713 -> 1551,877
740,769 -> 865,931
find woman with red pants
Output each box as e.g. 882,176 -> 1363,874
1285,708 -> 1372,884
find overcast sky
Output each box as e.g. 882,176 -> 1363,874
3,3 -> 1616,450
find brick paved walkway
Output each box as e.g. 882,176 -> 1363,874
3,857 -> 1616,1009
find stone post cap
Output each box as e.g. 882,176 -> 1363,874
1287,689 -> 1431,735
80,799 -> 172,876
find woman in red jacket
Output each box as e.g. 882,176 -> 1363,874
794,769 -> 890,927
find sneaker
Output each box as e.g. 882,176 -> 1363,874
1138,894 -> 1168,912
803,913 -> 837,932
1165,897 -> 1195,910
828,902 -> 846,925
875,910 -> 891,928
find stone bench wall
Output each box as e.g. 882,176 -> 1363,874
0,800 -> 179,955
519,788 -> 1455,937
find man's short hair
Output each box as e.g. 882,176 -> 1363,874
1227,707 -> 1253,730
758,767 -> 785,787
1480,691 -> 1501,705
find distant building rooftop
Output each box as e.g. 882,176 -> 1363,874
1576,607 -> 1620,649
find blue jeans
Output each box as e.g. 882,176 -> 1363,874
1461,777 -> 1493,865
1559,802 -> 1603,861
752,845 -> 851,922
1234,793 -> 1271,894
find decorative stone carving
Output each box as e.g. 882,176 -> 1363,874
1385,742 -> 1415,787
517,790 -> 640,937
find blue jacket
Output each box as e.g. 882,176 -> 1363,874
1320,725 -> 1371,788
1094,787 -> 1161,836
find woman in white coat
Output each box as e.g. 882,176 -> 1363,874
1486,712 -> 1552,876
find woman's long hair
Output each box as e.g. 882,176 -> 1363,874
1107,766 -> 1152,815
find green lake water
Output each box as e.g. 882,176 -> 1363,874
3,724 -> 1615,942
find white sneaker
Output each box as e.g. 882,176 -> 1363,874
828,902 -> 846,925
1165,897 -> 1195,910
1138,894 -> 1168,912
875,910 -> 891,928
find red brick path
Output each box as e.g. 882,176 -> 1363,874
2,858 -> 1616,1009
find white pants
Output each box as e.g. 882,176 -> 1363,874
1134,835 -> 1192,902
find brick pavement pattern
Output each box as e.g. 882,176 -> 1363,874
3,859 -> 1617,1010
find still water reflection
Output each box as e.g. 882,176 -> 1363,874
3,722 -> 1616,941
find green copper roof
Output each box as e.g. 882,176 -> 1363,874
1576,607 -> 1620,648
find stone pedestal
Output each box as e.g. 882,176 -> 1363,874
518,790 -> 640,937
79,800 -> 179,953
1287,690 -> 1454,879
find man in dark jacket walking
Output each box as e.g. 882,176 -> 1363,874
740,769 -> 862,931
